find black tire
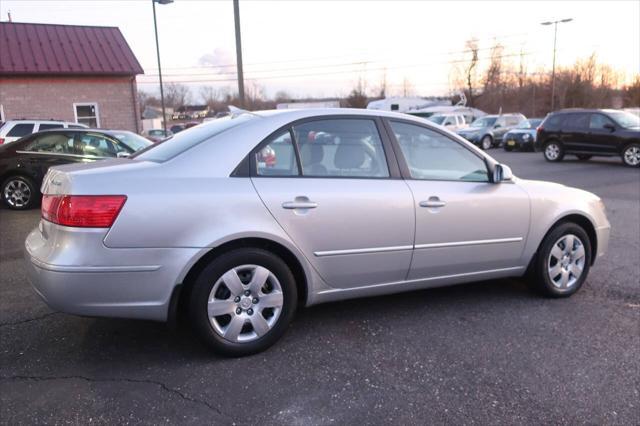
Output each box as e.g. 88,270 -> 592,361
576,154 -> 592,161
1,175 -> 37,210
528,222 -> 592,298
543,140 -> 565,162
480,135 -> 493,150
621,143 -> 640,167
189,248 -> 298,357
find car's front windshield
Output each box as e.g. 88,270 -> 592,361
110,131 -> 153,152
608,111 -> 640,128
427,115 -> 446,125
470,117 -> 496,128
516,119 -> 542,129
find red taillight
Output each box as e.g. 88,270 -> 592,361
0,138 -> 4,144
42,195 -> 127,228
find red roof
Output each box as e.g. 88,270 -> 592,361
0,22 -> 144,76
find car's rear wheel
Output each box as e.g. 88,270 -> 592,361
189,248 -> 297,357
576,154 -> 592,161
622,143 -> 640,167
528,222 -> 591,298
1,175 -> 37,210
481,135 -> 493,150
544,141 -> 564,162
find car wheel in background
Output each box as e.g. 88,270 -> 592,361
622,143 -> 640,167
544,141 -> 564,162
1,175 -> 37,210
528,222 -> 592,298
481,135 -> 493,150
189,248 -> 298,357
576,154 -> 592,161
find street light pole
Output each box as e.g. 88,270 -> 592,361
233,0 -> 245,108
541,18 -> 573,111
152,0 -> 173,133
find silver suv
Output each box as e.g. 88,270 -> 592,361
0,119 -> 88,145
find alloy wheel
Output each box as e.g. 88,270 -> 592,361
623,146 -> 640,166
207,264 -> 284,343
3,179 -> 32,208
545,143 -> 560,160
547,234 -> 586,290
481,136 -> 492,150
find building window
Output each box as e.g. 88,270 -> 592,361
74,103 -> 100,128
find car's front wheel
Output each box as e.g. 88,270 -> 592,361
481,135 -> 493,150
189,248 -> 298,357
528,222 -> 591,297
544,141 -> 564,162
1,175 -> 37,210
622,143 -> 640,167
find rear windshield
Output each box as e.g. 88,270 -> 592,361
132,114 -> 254,162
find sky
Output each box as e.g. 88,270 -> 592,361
1,0 -> 639,101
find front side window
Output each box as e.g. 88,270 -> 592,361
293,119 -> 389,178
589,114 -> 615,129
390,121 -> 489,182
74,103 -> 99,127
256,130 -> 298,176
7,123 -> 35,137
470,117 -> 497,128
71,133 -> 127,157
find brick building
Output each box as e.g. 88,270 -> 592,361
0,22 -> 143,132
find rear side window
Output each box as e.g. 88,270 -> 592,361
564,114 -> 589,129
7,123 -> 35,137
256,130 -> 298,176
25,133 -> 73,153
38,123 -> 64,131
293,119 -> 389,178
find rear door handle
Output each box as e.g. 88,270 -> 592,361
419,197 -> 446,208
282,196 -> 318,210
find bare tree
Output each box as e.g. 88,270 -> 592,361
163,83 -> 191,109
463,38 -> 479,107
346,77 -> 368,108
200,86 -> 222,107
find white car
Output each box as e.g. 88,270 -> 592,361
0,120 -> 88,145
427,113 -> 468,131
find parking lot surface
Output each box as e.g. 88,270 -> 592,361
1,151 -> 638,425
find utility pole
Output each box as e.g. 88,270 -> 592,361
233,0 -> 245,108
541,18 -> 573,111
152,0 -> 174,133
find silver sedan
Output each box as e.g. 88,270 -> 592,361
25,109 -> 610,356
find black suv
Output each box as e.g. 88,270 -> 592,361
537,109 -> 640,167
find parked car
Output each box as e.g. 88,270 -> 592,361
24,109 -> 610,356
183,121 -> 200,129
0,129 -> 152,209
538,109 -> 640,167
457,113 -> 527,150
0,119 -> 88,145
144,128 -> 173,143
426,113 -> 468,131
170,124 -> 185,134
502,118 -> 544,151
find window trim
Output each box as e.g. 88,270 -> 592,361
382,117 -> 496,184
246,115 -> 401,180
73,102 -> 100,128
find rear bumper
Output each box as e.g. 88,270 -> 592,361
24,220 -> 200,321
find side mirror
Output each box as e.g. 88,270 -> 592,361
116,152 -> 130,158
494,164 -> 514,183
603,123 -> 615,132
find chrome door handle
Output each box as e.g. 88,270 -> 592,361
419,197 -> 446,208
282,197 -> 318,209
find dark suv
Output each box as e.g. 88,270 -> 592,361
537,109 -> 640,167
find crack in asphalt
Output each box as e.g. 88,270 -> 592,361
0,375 -> 234,423
0,312 -> 60,328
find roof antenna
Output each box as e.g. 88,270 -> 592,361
228,105 -> 262,118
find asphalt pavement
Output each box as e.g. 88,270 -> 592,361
1,151 -> 638,425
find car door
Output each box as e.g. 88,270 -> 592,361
561,113 -> 590,151
587,113 -> 619,154
385,119 -> 530,280
251,117 -> 415,290
492,117 -> 509,142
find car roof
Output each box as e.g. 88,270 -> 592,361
554,108 -> 619,114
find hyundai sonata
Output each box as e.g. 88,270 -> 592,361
25,109 -> 610,356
